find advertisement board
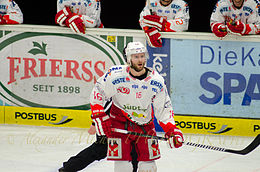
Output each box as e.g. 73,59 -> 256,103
175,115 -> 260,137
0,31 -> 145,109
4,106 -> 92,128
147,38 -> 171,91
0,106 -> 4,124
170,39 -> 260,118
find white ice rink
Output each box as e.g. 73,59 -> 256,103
0,124 -> 259,172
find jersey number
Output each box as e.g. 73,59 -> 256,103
136,92 -> 142,99
94,91 -> 103,101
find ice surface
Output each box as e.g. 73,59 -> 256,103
0,124 -> 259,172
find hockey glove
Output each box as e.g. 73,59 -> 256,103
227,20 -> 248,35
91,104 -> 112,137
2,15 -> 20,24
0,16 -> 6,25
143,15 -> 167,31
165,125 -> 184,148
144,27 -> 162,47
55,7 -> 73,26
211,23 -> 228,37
66,14 -> 86,34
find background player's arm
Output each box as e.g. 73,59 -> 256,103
164,2 -> 189,32
56,0 -> 73,26
234,8 -> 260,35
210,1 -> 228,37
2,0 -> 23,24
139,1 -> 154,29
81,1 -> 101,28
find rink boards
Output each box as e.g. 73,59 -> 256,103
0,106 -> 92,128
0,106 -> 259,137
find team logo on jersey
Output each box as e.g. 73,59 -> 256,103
112,77 -> 130,85
150,80 -> 163,90
117,87 -> 130,94
148,139 -> 160,159
104,66 -> 122,81
132,112 -> 147,118
107,138 -> 122,159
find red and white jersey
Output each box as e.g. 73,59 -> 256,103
90,65 -> 176,127
210,0 -> 260,34
57,0 -> 102,28
139,0 -> 190,32
0,0 -> 23,24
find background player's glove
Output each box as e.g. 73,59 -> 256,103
143,15 -> 167,31
55,7 -> 72,26
91,104 -> 112,137
144,27 -> 162,47
66,14 -> 86,34
165,125 -> 184,148
227,20 -> 247,35
212,23 -> 228,37
2,15 -> 20,24
0,16 -> 6,24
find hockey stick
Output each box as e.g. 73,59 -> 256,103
112,128 -> 260,155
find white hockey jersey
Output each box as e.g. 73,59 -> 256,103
57,0 -> 102,28
210,0 -> 260,34
0,0 -> 23,24
90,65 -> 176,127
139,0 -> 189,32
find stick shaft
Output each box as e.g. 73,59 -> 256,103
112,128 -> 260,155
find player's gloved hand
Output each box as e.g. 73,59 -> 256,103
91,104 -> 112,137
66,14 -> 86,34
165,125 -> 184,148
143,15 -> 167,31
144,27 -> 162,47
227,20 -> 247,35
55,6 -> 72,26
212,23 -> 228,37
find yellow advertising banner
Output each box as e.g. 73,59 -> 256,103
175,115 -> 260,137
2,106 -> 260,136
4,106 -> 92,128
0,106 -> 4,124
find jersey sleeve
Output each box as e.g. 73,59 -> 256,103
165,1 -> 189,32
244,6 -> 260,34
152,80 -> 176,132
210,1 -> 227,30
81,0 -> 101,28
139,1 -> 152,29
4,0 -> 23,24
89,68 -> 117,108
57,0 -> 67,12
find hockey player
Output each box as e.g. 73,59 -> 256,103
0,0 -> 23,24
55,0 -> 103,34
90,41 -> 183,172
139,0 -> 189,47
210,0 -> 260,37
58,81 -> 138,172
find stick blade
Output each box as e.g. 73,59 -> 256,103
225,134 -> 260,155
